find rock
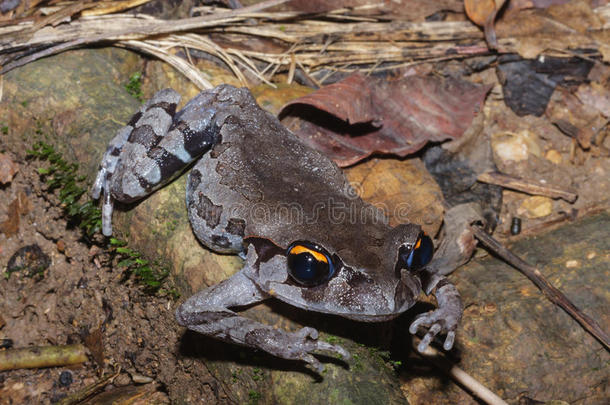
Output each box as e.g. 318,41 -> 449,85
406,212 -> 610,403
517,196 -> 553,218
491,130 -> 541,164
544,149 -> 562,164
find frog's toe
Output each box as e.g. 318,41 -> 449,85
301,353 -> 323,373
316,340 -> 351,361
296,326 -> 319,340
409,310 -> 459,352
416,322 -> 441,353
295,327 -> 350,361
443,331 -> 456,351
101,191 -> 115,236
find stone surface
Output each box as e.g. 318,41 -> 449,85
404,212 -> 610,404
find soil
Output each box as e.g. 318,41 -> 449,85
0,149 -> 224,404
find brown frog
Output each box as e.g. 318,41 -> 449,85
92,84 -> 463,371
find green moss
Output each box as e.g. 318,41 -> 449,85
27,142 -> 178,298
248,390 -> 262,405
125,72 -> 144,102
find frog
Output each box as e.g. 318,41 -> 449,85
92,84 -> 464,371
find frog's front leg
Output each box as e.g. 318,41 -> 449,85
407,203 -> 483,352
175,270 -> 350,371
92,88 -> 222,236
408,275 -> 463,352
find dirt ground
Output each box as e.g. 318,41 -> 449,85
0,149 -> 225,404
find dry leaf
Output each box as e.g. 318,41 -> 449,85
0,153 -> 19,184
280,73 -> 491,167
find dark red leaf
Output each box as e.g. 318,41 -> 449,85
280,73 -> 492,167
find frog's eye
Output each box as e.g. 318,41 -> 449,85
286,242 -> 335,286
399,233 -> 434,270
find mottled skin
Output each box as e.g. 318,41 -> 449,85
92,85 -> 463,371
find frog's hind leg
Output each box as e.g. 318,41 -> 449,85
92,88 -> 221,236
176,267 -> 350,372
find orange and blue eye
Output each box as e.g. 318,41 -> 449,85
400,233 -> 434,270
286,242 -> 335,286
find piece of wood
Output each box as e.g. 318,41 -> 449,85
477,171 -> 578,203
0,344 -> 88,371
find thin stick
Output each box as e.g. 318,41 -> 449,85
471,225 -> 610,351
477,171 -> 578,203
414,338 -> 508,405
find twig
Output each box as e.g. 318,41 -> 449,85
0,344 -> 87,371
477,171 -> 578,203
414,337 -> 508,405
471,225 -> 610,351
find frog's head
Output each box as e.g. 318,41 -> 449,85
242,223 -> 434,321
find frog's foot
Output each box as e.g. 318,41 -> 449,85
91,127 -> 132,236
409,278 -> 462,353
253,327 -> 350,372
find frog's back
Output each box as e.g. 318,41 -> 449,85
186,86 -> 390,269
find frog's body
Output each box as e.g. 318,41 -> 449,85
92,85 -> 463,370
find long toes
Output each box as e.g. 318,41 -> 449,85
296,327 -> 318,340
301,353 -> 323,372
409,313 -> 430,334
316,341 -> 351,360
417,323 -> 442,353
443,331 -> 456,351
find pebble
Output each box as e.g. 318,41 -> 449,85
58,371 -> 73,387
517,196 -> 553,218
131,373 -> 154,384
545,149 -> 562,164
491,130 -> 541,163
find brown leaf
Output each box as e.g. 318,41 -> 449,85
0,153 -> 19,184
84,327 -> 105,368
279,73 -> 491,167
465,0 -> 502,26
495,1 -> 608,61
